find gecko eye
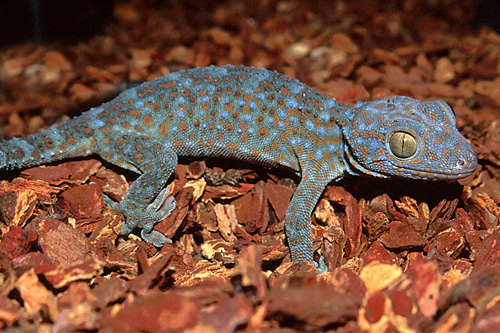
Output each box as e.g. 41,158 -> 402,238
389,131 -> 417,158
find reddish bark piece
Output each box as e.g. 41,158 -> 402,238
439,264 -> 500,315
405,258 -> 440,317
11,252 -> 52,270
231,246 -> 267,301
265,179 -> 294,222
233,181 -> 269,234
0,294 -> 20,328
325,79 -> 370,103
57,183 -> 103,219
88,213 -> 121,244
0,253 -> 15,296
128,252 -> 176,293
0,187 -> 37,233
198,295 -> 252,331
15,269 -> 58,319
360,262 -> 403,294
385,65 -> 428,97
323,186 -> 362,259
327,268 -> 367,299
364,292 -> 386,324
37,219 -> 95,267
200,239 -> 238,264
203,183 -> 252,200
360,241 -> 398,265
471,297 -> 500,332
429,198 -> 458,223
195,201 -> 218,232
92,241 -> 131,274
433,302 -> 474,332
389,290 -> 414,318
91,167 -> 129,202
5,178 -> 60,204
21,159 -> 102,185
427,226 -> 464,259
395,196 -> 420,218
57,282 -> 100,312
471,228 -> 500,270
267,276 -> 361,329
36,257 -> 104,289
468,193 -> 500,230
91,276 -> 128,308
186,160 -> 206,179
213,203 -> 238,242
104,292 -> 199,331
322,223 -> 346,270
379,221 -> 428,250
0,226 -> 38,259
363,193 -> 402,235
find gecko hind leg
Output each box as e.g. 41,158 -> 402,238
103,188 -> 176,247
98,135 -> 178,247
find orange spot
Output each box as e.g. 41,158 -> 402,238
117,136 -> 129,145
227,143 -> 239,150
160,121 -> 169,137
67,137 -> 76,145
143,115 -> 152,126
271,140 -> 279,151
102,127 -> 111,134
179,121 -> 188,132
133,154 -> 143,163
159,81 -> 176,88
173,140 -> 186,148
128,109 -> 141,118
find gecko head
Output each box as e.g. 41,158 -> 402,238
342,97 -> 477,180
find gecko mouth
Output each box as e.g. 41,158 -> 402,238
384,149 -> 478,180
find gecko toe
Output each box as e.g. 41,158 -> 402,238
141,229 -> 173,247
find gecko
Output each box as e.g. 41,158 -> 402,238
0,65 -> 477,266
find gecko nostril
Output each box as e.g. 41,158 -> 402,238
457,159 -> 465,167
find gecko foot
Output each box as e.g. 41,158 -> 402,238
315,256 -> 328,274
103,187 -> 176,247
141,229 -> 173,247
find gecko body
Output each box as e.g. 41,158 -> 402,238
0,65 -> 477,264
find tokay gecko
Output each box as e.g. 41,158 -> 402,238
0,65 -> 477,266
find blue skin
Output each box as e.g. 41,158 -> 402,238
0,66 -> 477,268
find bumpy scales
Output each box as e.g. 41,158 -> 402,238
0,65 -> 477,264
